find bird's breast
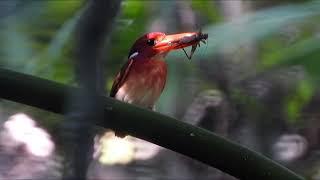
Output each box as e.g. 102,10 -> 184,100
115,59 -> 167,108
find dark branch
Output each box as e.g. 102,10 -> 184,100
0,68 -> 305,180
64,0 -> 121,178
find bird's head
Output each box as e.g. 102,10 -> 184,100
128,31 -> 207,60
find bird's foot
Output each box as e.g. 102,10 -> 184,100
114,131 -> 128,138
148,105 -> 156,111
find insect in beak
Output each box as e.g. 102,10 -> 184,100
182,29 -> 208,60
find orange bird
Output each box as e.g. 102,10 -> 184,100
110,31 -> 208,110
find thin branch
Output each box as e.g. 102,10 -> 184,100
62,0 -> 121,178
0,68 -> 305,180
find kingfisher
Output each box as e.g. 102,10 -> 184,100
110,31 -> 208,110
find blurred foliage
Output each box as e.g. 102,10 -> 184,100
169,0 -> 320,59
1,0 -> 320,178
170,1 -> 320,126
261,37 -> 320,80
0,1 -> 83,83
191,0 -> 221,23
286,79 -> 314,123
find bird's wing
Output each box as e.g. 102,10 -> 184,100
110,59 -> 134,97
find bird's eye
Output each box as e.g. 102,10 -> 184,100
147,39 -> 156,46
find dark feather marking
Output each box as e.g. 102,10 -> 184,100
110,59 -> 134,97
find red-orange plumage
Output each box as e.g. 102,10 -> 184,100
111,58 -> 167,109
110,31 -> 207,110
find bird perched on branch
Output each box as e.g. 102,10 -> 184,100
97,31 -> 208,157
110,31 -> 208,112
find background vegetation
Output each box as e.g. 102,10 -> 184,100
0,0 -> 319,179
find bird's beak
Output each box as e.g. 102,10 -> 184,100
154,32 -> 207,52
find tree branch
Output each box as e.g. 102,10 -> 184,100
63,0 -> 121,178
0,68 -> 304,180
